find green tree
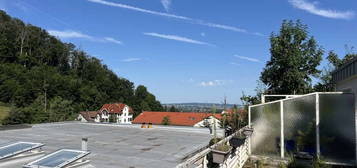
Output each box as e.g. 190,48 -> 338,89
327,48 -> 357,68
0,11 -> 162,124
48,96 -> 74,122
169,105 -> 177,112
261,20 -> 323,94
131,85 -> 163,117
315,48 -> 357,92
161,116 -> 170,125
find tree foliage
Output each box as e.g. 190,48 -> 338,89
0,11 -> 162,124
169,105 -> 178,112
315,48 -> 357,92
161,116 -> 170,125
261,20 -> 323,94
327,48 -> 357,68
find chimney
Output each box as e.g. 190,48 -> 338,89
82,137 -> 88,151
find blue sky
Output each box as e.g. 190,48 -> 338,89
1,0 -> 357,104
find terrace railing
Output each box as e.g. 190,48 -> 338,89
248,92 -> 356,166
176,127 -> 249,168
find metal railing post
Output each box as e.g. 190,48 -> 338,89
316,93 -> 320,158
280,100 -> 284,158
248,106 -> 251,155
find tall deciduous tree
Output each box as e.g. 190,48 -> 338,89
261,20 -> 323,94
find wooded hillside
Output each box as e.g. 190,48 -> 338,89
0,11 -> 162,124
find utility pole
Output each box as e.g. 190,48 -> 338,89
44,80 -> 47,113
223,95 -> 227,110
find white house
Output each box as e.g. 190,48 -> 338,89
193,115 -> 222,129
97,103 -> 133,124
77,103 -> 133,124
77,111 -> 99,122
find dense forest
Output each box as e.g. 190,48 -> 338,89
0,11 -> 163,124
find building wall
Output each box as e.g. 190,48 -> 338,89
335,75 -> 357,165
77,114 -> 88,122
336,75 -> 357,113
94,106 -> 133,124
94,115 -> 100,122
118,106 -> 133,124
100,110 -> 110,122
194,116 -> 221,129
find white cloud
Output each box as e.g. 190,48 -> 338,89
48,30 -> 123,45
196,21 -> 247,33
104,37 -> 123,45
253,32 -> 266,37
234,55 -> 261,63
200,32 -> 206,37
230,62 -> 240,66
161,0 -> 171,12
48,30 -> 92,39
289,0 -> 355,20
88,0 -> 190,20
143,32 -> 215,46
199,80 -> 227,87
121,58 -> 142,62
87,0 -> 262,35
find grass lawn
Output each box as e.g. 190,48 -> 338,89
0,102 -> 10,124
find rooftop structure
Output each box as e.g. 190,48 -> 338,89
0,122 -> 213,168
332,57 -> 357,83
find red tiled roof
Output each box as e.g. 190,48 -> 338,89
132,111 -> 222,126
99,103 -> 133,114
79,111 -> 98,121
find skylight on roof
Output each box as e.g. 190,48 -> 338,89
0,142 -> 44,160
23,149 -> 90,168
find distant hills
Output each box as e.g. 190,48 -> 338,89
163,103 -> 242,112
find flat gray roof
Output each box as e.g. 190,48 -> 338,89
0,122 -> 214,168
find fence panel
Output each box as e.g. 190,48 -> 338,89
251,102 -> 281,157
283,94 -> 316,156
319,93 -> 355,164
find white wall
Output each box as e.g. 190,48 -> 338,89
94,106 -> 133,124
194,116 -> 221,129
95,114 -> 100,122
77,114 -> 88,122
118,106 -> 133,124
